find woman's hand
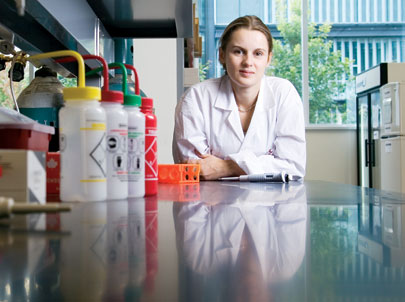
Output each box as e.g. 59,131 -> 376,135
187,153 -> 245,180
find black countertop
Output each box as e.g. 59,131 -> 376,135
1,180 -> 405,301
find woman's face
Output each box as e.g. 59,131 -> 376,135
219,28 -> 272,92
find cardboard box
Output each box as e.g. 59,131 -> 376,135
0,149 -> 46,204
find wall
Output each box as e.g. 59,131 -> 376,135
305,128 -> 357,185
133,38 -> 178,164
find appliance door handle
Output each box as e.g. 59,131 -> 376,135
371,139 -> 376,167
365,139 -> 369,167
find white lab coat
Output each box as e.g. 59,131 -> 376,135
173,75 -> 306,177
173,183 -> 307,283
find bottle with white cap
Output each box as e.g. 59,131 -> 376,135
124,94 -> 145,197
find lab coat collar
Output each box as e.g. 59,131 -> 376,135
213,75 -> 276,112
213,76 -> 276,142
258,77 -> 276,111
214,76 -> 244,141
214,75 -> 235,111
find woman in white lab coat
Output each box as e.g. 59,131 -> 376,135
173,182 -> 307,301
173,15 -> 306,180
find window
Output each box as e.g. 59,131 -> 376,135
216,0 -> 264,23
314,0 -> 319,22
353,42 -> 358,75
216,0 -> 238,23
368,42 -> 373,67
0,61 -> 29,109
392,41 -> 397,61
268,0 -> 273,23
376,42 -> 381,64
360,43 -> 365,71
361,0 -> 366,22
198,0 -> 405,125
241,0 -> 264,19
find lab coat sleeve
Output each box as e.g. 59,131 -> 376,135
173,202 -> 245,275
173,88 -> 209,163
227,82 -> 306,177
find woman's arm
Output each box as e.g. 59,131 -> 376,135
172,89 -> 209,163
173,79 -> 305,179
174,89 -> 245,180
187,153 -> 245,180
227,81 -> 306,177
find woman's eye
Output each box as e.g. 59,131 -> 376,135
255,51 -> 264,56
233,49 -> 243,55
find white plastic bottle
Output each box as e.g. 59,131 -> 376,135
100,91 -> 129,200
59,87 -> 107,202
124,95 -> 145,197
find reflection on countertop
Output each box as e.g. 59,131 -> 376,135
173,184 -> 307,302
1,181 -> 405,301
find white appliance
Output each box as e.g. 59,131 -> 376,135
380,82 -> 405,193
356,63 -> 405,189
358,201 -> 405,267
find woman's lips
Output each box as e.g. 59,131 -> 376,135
239,70 -> 254,76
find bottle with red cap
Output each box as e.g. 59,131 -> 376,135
100,89 -> 128,200
140,97 -> 158,196
80,57 -> 129,200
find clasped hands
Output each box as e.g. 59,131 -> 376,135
186,150 -> 245,180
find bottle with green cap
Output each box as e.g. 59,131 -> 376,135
87,62 -> 145,198
124,93 -> 145,198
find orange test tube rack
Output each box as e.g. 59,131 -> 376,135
158,183 -> 200,202
158,164 -> 200,183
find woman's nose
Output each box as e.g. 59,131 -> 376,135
242,54 -> 253,66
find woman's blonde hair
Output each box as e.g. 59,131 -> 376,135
219,15 -> 273,70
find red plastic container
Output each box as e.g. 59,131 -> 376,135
0,107 -> 54,152
46,152 -> 60,197
145,195 -> 158,291
141,97 -> 158,196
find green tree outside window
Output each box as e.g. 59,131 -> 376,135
267,0 -> 354,124
0,64 -> 29,109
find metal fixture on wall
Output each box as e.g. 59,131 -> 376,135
15,0 -> 25,16
0,0 -> 193,78
86,0 -> 193,38
0,0 -> 92,77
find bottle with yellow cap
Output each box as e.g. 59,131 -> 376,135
27,50 -> 107,202
59,86 -> 107,201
